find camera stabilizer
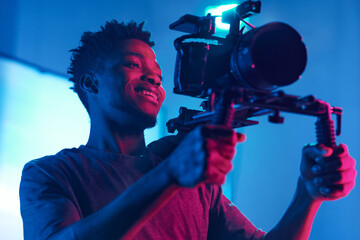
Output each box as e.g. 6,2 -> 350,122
167,0 -> 342,148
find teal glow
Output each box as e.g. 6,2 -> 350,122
205,4 -> 238,30
205,4 -> 250,37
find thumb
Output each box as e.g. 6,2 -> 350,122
302,143 -> 333,160
237,133 -> 246,143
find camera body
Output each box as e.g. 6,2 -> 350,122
170,0 -> 307,98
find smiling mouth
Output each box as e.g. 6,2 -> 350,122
134,86 -> 159,102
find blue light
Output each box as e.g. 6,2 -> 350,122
205,4 -> 238,30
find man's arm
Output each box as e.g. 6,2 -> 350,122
264,144 -> 356,240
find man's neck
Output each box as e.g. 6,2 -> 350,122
86,121 -> 147,156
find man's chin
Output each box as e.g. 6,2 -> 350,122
136,113 -> 157,130
120,105 -> 157,130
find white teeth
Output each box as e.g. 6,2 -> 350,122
138,90 -> 158,100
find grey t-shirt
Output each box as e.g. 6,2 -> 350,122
20,145 -> 265,239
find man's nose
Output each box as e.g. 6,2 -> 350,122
140,73 -> 161,87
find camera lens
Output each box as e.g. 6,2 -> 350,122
231,22 -> 307,91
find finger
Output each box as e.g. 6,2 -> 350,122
313,168 -> 357,186
207,152 -> 233,174
316,146 -> 350,164
202,125 -> 237,145
207,139 -> 236,159
319,184 -> 343,195
303,144 -> 331,160
303,144 -> 333,162
334,143 -> 348,157
318,144 -> 334,157
319,181 -> 355,199
237,133 -> 246,143
311,155 -> 356,175
204,167 -> 226,185
206,173 -> 226,185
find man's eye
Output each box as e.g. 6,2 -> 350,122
124,62 -> 140,68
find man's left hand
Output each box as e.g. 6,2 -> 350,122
300,143 -> 357,201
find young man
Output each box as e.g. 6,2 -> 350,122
20,21 -> 356,240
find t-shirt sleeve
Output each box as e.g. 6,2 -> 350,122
19,161 -> 80,239
207,185 -> 266,240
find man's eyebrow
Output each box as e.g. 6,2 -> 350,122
123,52 -> 144,58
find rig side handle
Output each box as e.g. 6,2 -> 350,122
315,102 -> 339,148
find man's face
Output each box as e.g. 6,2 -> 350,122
95,39 -> 166,128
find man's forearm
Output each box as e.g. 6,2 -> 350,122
50,159 -> 177,240
264,178 -> 322,240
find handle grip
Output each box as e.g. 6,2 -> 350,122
315,117 -> 336,148
315,102 -> 336,148
212,89 -> 235,127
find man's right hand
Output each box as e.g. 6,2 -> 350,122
166,125 -> 245,187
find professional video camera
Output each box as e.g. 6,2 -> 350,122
167,0 -> 342,148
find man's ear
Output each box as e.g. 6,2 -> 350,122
80,73 -> 98,94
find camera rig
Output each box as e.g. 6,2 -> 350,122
121,4 -> 345,238
167,0 -> 342,148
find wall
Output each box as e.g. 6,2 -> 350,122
0,0 -> 359,239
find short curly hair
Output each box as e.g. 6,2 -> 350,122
68,20 -> 155,114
